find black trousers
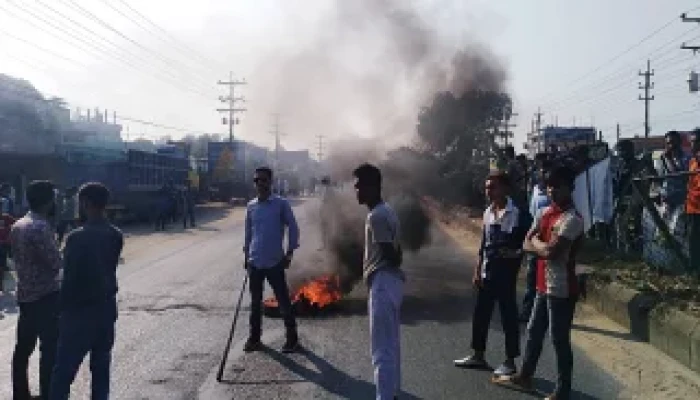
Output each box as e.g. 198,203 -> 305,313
0,243 -> 9,290
471,271 -> 520,359
12,291 -> 60,400
248,264 -> 297,341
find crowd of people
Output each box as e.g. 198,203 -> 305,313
0,178 -> 201,400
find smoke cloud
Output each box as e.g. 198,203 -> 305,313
252,0 -> 508,290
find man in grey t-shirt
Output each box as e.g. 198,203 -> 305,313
353,163 -> 403,400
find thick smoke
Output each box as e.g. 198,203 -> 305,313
251,0 -> 508,289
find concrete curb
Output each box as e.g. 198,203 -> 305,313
585,274 -> 700,374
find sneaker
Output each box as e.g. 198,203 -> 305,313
281,338 -> 300,353
453,354 -> 488,369
493,373 -> 534,393
243,338 -> 263,352
493,360 -> 517,377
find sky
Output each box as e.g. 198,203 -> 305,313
0,0 -> 699,154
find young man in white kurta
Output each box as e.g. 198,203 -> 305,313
354,163 -> 404,400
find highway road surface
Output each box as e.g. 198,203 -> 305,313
0,200 -> 698,399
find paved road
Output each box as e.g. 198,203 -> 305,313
0,199 -> 685,399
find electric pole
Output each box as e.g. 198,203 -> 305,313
269,113 -> 286,174
501,109 -> 517,147
316,134 -> 325,161
535,107 -> 544,152
216,72 -> 247,143
681,13 -> 700,53
638,59 -> 655,140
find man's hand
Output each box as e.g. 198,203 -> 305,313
472,273 -> 483,289
523,237 -> 536,253
281,251 -> 293,269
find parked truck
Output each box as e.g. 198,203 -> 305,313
0,147 -> 189,222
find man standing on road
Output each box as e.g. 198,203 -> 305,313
685,129 -> 700,273
183,182 -> 196,229
50,183 -> 123,400
353,163 -> 404,400
0,207 -> 15,295
10,180 -> 62,400
243,167 -> 300,353
499,165 -> 584,400
454,171 -> 527,377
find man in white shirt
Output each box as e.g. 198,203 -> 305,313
353,163 -> 403,400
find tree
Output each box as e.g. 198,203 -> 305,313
413,89 -> 511,207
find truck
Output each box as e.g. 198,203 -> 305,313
0,147 -> 189,222
207,141 -> 251,202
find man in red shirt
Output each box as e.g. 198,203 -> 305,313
496,165 -> 584,400
0,210 -> 15,294
686,129 -> 700,273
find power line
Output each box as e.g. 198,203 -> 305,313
540,25 -> 700,111
535,15 -> 680,106
58,0 -> 214,89
1,0 -> 216,100
110,0 -> 225,74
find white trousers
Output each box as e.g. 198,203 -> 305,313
369,270 -> 404,400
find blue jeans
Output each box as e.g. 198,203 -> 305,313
521,255 -> 538,318
521,294 -> 577,399
50,300 -> 117,400
369,270 -> 404,400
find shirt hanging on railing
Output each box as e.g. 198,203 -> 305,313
573,157 -> 614,232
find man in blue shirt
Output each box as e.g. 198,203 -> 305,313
244,167 -> 301,353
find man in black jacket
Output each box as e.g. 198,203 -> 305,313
50,182 -> 123,400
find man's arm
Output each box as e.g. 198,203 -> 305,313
283,200 -> 300,255
35,223 -> 61,275
243,206 -> 252,259
528,213 -> 583,260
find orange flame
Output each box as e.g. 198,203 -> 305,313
293,275 -> 342,308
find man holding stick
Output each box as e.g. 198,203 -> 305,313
243,167 -> 300,353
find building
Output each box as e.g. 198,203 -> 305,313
525,126 -> 597,158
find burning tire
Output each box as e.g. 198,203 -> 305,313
263,275 -> 343,317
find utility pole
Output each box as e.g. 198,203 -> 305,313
616,123 -> 621,143
681,13 -> 700,54
501,108 -> 517,147
216,72 -> 247,143
269,114 -> 286,173
638,59 -> 655,141
316,134 -> 325,161
535,108 -> 544,152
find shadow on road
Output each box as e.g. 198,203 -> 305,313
532,377 -> 601,400
261,346 -> 424,400
571,323 -> 641,342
